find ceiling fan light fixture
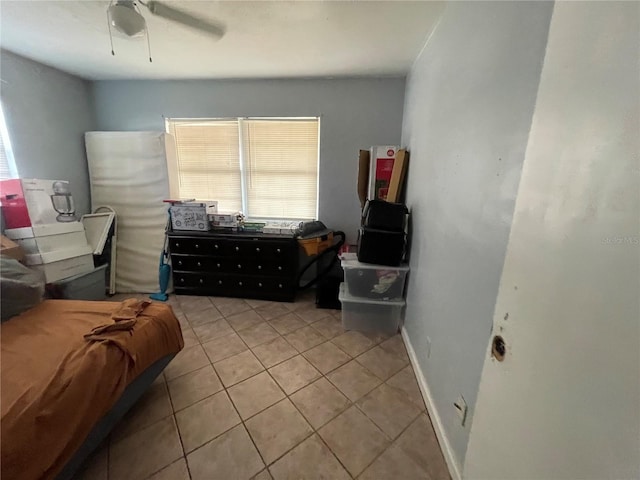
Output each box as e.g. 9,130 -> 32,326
108,3 -> 146,37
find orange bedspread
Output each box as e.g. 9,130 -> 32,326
1,299 -> 184,480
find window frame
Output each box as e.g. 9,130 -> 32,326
165,116 -> 321,221
0,102 -> 18,180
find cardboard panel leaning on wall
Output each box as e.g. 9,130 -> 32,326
0,50 -> 95,216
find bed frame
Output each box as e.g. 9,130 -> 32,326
55,354 -> 176,480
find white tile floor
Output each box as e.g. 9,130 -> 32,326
74,292 -> 450,480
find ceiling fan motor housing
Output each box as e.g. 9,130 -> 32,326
109,1 -> 146,37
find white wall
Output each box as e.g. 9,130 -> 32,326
464,2 -> 640,478
0,50 -> 95,215
400,1 -> 554,475
91,78 -> 406,241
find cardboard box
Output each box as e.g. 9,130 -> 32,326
170,202 -> 218,231
368,146 -> 399,201
5,222 -> 89,255
0,235 -> 25,262
0,179 -> 81,229
209,212 -> 243,226
25,245 -> 94,283
387,149 -> 410,203
357,150 -> 371,210
263,221 -> 300,235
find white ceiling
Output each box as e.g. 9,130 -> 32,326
0,1 -> 444,80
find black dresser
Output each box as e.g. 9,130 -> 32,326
168,231 -> 299,301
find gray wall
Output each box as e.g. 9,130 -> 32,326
401,0 -> 553,471
91,77 -> 406,241
0,50 -> 95,215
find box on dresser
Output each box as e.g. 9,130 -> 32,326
168,230 -> 299,301
170,202 -> 218,231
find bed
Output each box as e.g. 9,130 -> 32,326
0,298 -> 184,480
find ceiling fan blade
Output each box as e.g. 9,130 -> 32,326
144,1 -> 225,38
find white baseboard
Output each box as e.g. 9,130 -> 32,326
401,327 -> 462,480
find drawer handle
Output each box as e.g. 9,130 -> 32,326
178,260 -> 182,266
278,266 -> 282,271
237,264 -> 242,269
258,282 -> 263,287
197,261 -> 201,267
214,244 -> 219,249
216,263 -> 221,268
258,265 -> 262,270
278,283 -> 283,289
180,278 -> 185,283
199,279 -> 204,284
256,247 -> 260,252
218,280 -> 223,285
276,248 -> 281,253
195,244 -> 199,249
235,246 -> 240,252
238,281 -> 243,286
176,242 -> 180,248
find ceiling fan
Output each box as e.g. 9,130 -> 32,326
107,0 -> 225,62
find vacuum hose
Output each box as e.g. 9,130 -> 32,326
296,231 -> 346,291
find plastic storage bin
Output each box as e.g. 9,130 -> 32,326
341,257 -> 409,300
339,283 -> 405,333
46,264 -> 107,300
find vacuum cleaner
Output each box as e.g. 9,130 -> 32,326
150,214 -> 171,302
295,221 -> 346,309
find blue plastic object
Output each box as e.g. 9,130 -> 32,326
150,212 -> 171,302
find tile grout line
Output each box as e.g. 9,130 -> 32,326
314,431 -> 357,480
350,405 -> 427,479
220,381 -> 271,474
113,296 -> 411,480
139,380 -> 191,480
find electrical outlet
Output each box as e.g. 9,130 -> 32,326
426,336 -> 431,358
454,395 -> 468,426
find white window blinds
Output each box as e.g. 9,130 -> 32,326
0,128 -> 11,180
168,119 -> 242,212
166,117 -> 319,220
241,119 -> 318,219
0,103 -> 16,180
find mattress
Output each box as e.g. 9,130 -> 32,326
0,299 -> 184,480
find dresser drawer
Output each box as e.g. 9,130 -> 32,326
216,275 -> 293,295
225,239 -> 295,259
170,237 -> 228,255
173,273 -> 291,294
228,257 -> 294,276
173,272 -> 211,288
252,276 -> 294,294
172,255 -> 229,272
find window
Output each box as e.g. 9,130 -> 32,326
0,103 -> 17,180
167,117 -> 319,220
